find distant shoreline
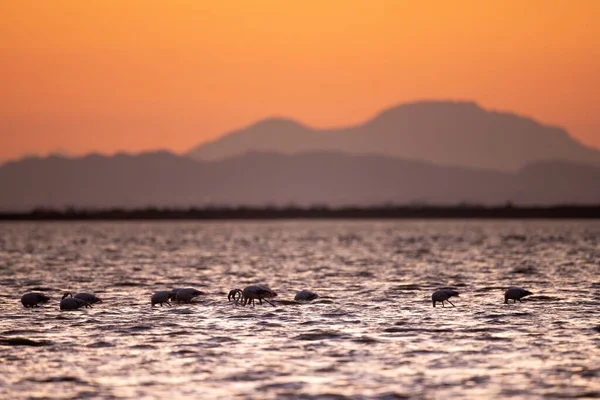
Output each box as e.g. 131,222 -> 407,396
1,205 -> 599,220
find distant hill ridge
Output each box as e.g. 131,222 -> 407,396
187,100 -> 600,171
1,150 -> 599,211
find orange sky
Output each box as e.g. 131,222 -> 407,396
1,0 -> 599,161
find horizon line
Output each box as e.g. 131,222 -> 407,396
1,204 -> 599,220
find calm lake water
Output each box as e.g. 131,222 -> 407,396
1,220 -> 599,399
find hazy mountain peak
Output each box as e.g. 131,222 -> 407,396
187,100 -> 600,171
189,116 -> 316,161
246,117 -> 309,131
370,99 -> 481,118
364,100 -> 486,129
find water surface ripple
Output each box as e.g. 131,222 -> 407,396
0,220 -> 599,399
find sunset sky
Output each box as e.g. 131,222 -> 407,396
1,0 -> 599,162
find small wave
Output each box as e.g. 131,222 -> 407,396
29,376 -> 89,384
169,309 -> 197,315
355,271 -> 374,278
314,365 -> 338,373
0,336 -> 52,346
474,286 -> 506,292
225,372 -> 272,382
166,330 -> 193,336
227,314 -> 258,319
321,312 -> 350,318
115,281 -> 144,287
473,335 -> 513,342
129,344 -> 156,350
529,295 -> 560,301
81,319 -> 102,324
314,299 -> 334,304
371,297 -> 397,303
503,312 -> 533,317
460,375 -> 491,386
171,349 -> 198,355
578,368 -> 600,378
87,341 -> 114,348
280,393 -> 353,400
477,313 -> 505,319
299,321 -> 319,326
352,335 -> 379,344
28,287 -> 54,292
277,300 -> 298,306
293,331 -> 346,341
388,284 -> 422,291
383,327 -> 450,333
406,349 -> 445,356
2,329 -> 40,335
462,327 -> 503,333
511,265 -> 538,274
257,381 -> 305,391
544,391 -> 600,399
375,392 -> 412,400
256,322 -> 282,328
56,314 -> 82,320
502,234 -> 527,242
129,325 -> 153,331
208,336 -> 237,343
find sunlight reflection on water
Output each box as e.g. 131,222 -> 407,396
0,220 -> 599,399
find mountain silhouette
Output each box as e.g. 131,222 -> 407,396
1,151 -> 598,211
187,101 -> 600,171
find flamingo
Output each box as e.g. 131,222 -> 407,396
432,289 -> 459,307
21,292 -> 50,308
74,293 -> 102,305
174,288 -> 203,304
60,292 -> 91,310
294,290 -> 319,301
151,291 -> 175,307
228,285 -> 277,307
504,287 -> 533,304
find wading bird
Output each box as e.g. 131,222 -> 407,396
228,289 -> 242,304
504,287 -> 533,304
432,289 -> 459,307
21,292 -> 50,308
228,285 -> 277,307
174,288 -> 203,304
294,290 -> 319,301
60,292 -> 92,310
151,291 -> 176,307
74,293 -> 102,305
